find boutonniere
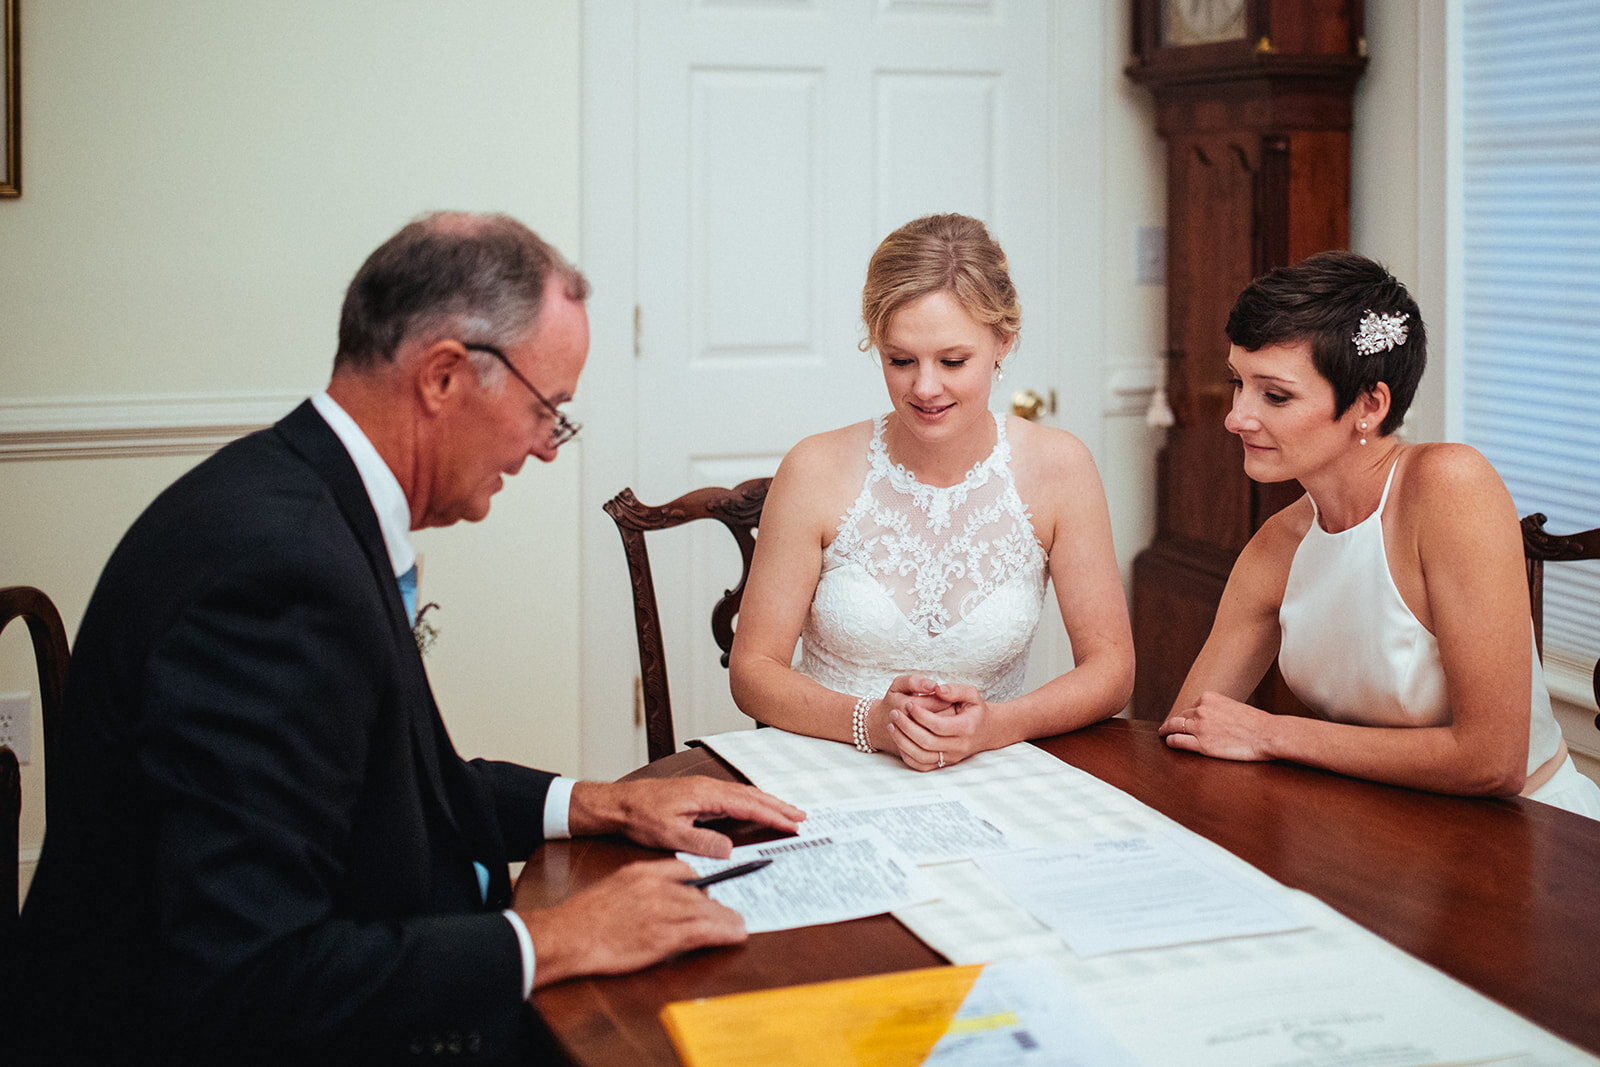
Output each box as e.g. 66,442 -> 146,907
413,601 -> 441,655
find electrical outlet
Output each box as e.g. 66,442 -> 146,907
0,691 -> 30,763
1136,225 -> 1166,285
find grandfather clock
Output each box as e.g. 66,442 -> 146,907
1126,0 -> 1367,719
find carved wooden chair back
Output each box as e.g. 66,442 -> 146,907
1519,513 -> 1600,724
603,478 -> 771,762
0,585 -> 70,927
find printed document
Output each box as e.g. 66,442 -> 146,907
1069,914 -> 1550,1067
977,831 -> 1307,956
796,790 -> 1013,865
678,828 -> 935,933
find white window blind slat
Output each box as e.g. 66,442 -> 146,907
1463,0 -> 1600,672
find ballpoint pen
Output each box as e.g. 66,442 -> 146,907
684,858 -> 772,890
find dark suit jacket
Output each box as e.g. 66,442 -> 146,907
10,402 -> 556,1063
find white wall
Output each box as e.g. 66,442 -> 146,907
0,0 -> 585,897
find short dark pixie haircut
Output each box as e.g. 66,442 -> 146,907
1225,250 -> 1425,437
334,212 -> 590,374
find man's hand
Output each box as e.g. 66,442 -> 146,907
520,859 -> 746,989
568,777 -> 805,858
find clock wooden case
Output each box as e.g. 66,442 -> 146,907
1126,0 -> 1367,720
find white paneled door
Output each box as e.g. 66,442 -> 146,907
584,0 -> 1063,768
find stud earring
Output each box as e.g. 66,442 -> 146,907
1359,420 -> 1368,446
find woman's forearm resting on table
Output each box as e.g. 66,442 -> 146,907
1164,697 -> 1528,797
988,655 -> 1132,748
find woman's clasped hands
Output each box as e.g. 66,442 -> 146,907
880,673 -> 994,771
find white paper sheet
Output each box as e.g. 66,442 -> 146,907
977,832 -> 1308,956
693,728 -> 1600,1065
796,790 -> 1013,865
923,958 -> 1136,1066
1069,912 -> 1551,1067
678,828 -> 935,934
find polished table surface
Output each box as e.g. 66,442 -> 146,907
518,719 -> 1600,1065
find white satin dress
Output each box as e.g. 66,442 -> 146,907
1277,461 -> 1600,818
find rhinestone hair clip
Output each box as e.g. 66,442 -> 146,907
1353,309 -> 1410,356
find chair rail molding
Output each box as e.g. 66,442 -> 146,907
0,391 -> 303,460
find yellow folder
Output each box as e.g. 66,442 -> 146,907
659,964 -> 987,1067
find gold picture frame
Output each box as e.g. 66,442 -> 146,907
2,0 -> 18,198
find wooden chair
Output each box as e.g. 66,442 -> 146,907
603,479 -> 771,761
1519,513 -> 1600,728
1,585 -> 70,927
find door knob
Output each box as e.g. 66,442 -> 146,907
1010,388 -> 1054,421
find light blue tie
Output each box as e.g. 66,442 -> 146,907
399,562 -> 484,898
397,563 -> 418,621
474,862 -> 490,903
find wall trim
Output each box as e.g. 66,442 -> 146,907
0,392 -> 304,461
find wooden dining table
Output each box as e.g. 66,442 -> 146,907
516,718 -> 1600,1065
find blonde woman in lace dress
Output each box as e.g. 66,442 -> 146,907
729,214 -> 1134,770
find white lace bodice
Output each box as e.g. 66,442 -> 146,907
797,413 -> 1048,701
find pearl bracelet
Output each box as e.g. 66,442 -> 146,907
851,695 -> 874,753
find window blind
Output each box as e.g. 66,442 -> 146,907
1462,0 -> 1600,691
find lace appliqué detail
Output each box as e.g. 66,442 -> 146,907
797,413 -> 1048,702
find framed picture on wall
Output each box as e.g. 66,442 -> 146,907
2,0 -> 18,198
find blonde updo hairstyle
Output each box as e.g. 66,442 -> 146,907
859,213 -> 1022,355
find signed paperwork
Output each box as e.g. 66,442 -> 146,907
694,728 -> 1600,1066
678,791 -> 1008,931
678,829 -> 933,933
796,790 -> 1013,864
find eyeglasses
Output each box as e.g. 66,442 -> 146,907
462,343 -> 582,447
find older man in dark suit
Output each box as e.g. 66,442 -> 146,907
10,213 -> 802,1063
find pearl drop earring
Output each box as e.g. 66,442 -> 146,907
994,362 -> 1005,384
1359,420 -> 1368,446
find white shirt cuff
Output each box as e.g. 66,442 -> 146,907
505,776 -> 575,999
543,776 -> 576,840
501,910 -> 535,999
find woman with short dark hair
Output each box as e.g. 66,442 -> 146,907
1161,251 -> 1599,817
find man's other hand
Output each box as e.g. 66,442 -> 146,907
521,859 -> 746,989
568,777 -> 805,857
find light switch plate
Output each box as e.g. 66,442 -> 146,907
1136,225 -> 1166,286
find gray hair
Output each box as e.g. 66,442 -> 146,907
333,212 -> 589,382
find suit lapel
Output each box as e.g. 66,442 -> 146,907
272,402 -> 467,842
274,401 -> 412,631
